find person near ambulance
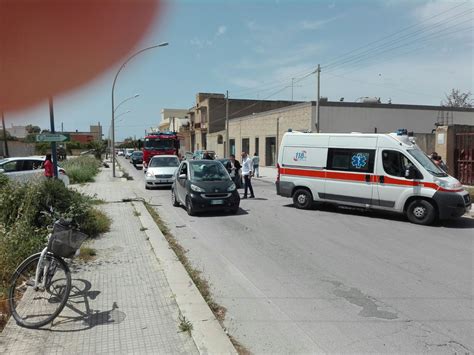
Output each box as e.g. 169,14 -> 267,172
241,152 -> 255,199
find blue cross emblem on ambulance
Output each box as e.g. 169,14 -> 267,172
351,153 -> 367,169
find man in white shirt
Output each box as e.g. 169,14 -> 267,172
241,151 -> 255,199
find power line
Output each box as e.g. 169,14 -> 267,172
324,8 -> 474,72
329,25 -> 473,77
323,1 -> 471,69
325,20 -> 473,74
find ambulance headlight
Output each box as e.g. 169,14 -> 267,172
434,179 -> 462,190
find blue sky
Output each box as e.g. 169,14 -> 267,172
5,0 -> 473,140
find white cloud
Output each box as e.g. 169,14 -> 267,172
190,38 -> 213,48
300,15 -> 342,30
229,77 -> 261,89
216,25 -> 227,36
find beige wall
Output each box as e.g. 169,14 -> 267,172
208,102 -> 312,165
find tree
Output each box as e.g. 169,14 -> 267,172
25,124 -> 41,134
442,89 -> 473,108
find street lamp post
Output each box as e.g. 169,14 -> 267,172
111,42 -> 169,177
109,95 -> 138,158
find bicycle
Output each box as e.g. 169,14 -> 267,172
7,217 -> 88,329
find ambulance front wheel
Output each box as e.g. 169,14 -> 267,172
406,199 -> 436,225
293,189 -> 313,210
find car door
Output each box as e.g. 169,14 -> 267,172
375,149 -> 422,211
324,147 -> 376,207
1,160 -> 23,181
176,162 -> 188,203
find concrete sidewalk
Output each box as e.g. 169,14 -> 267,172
253,166 -> 277,184
0,169 -> 232,354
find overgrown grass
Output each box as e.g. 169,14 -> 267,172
0,178 -> 111,330
78,246 -> 97,262
143,202 -> 249,353
61,156 -> 101,184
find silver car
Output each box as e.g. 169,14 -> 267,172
0,156 -> 70,186
145,155 -> 180,189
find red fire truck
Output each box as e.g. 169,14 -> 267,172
142,131 -> 180,169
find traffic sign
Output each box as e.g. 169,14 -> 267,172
36,133 -> 70,142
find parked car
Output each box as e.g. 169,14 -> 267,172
131,151 -> 143,166
125,149 -> 134,159
192,150 -> 216,160
0,156 -> 70,185
276,130 -> 471,225
171,160 -> 240,216
183,151 -> 194,161
145,155 -> 180,189
117,150 -> 124,156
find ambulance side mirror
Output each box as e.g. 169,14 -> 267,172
405,165 -> 418,179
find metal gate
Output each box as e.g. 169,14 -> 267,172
455,133 -> 474,185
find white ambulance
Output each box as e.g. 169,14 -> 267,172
276,130 -> 471,225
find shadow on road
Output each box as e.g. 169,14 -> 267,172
282,203 -> 474,229
188,207 -> 249,218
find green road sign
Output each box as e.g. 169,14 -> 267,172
36,133 -> 70,142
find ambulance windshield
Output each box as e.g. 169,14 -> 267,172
407,149 -> 448,177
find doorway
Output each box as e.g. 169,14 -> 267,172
265,137 -> 276,166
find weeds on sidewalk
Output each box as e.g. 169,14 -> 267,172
78,246 -> 97,262
178,314 -> 193,335
61,156 -> 101,184
0,178 -> 111,330
133,211 -> 141,217
144,202 -> 250,354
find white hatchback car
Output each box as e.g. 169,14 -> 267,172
145,155 -> 180,189
0,156 -> 70,186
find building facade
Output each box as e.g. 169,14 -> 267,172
180,93 -> 301,153
207,101 -> 474,166
159,108 -> 189,132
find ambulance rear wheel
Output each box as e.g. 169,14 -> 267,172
406,199 -> 436,225
293,189 -> 313,210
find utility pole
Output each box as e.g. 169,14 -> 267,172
291,78 -> 294,103
225,90 -> 229,157
316,64 -> 321,133
49,97 -> 59,178
1,111 -> 9,157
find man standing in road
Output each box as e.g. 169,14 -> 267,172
241,151 -> 255,199
252,152 -> 260,178
225,154 -> 241,188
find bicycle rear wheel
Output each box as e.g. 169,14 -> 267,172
8,252 -> 71,329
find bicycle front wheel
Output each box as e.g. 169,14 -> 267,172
8,252 -> 71,329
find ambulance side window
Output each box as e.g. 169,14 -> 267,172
382,150 -> 415,177
327,149 -> 375,173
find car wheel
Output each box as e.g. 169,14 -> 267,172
293,189 -> 313,210
171,188 -> 180,207
186,196 -> 196,216
406,199 -> 436,225
230,207 -> 239,215
145,185 -> 150,190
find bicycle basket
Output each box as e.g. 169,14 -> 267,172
48,222 -> 88,258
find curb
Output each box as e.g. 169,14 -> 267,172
134,202 -> 237,355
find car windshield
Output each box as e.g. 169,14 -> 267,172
0,159 -> 7,166
407,149 -> 448,177
144,138 -> 175,150
149,157 -> 179,168
190,161 -> 230,181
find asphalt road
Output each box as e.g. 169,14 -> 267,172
118,157 -> 474,354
